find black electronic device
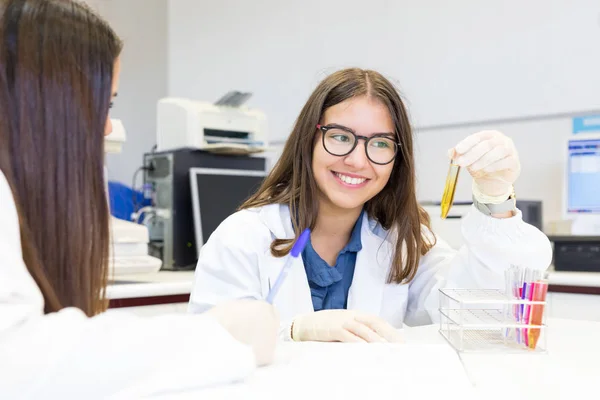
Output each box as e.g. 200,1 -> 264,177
143,148 -> 266,270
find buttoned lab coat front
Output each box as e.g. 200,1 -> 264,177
0,170 -> 256,400
189,203 -> 553,340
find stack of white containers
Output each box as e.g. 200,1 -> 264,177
108,217 -> 162,277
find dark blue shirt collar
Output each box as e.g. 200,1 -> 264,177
301,209 -> 364,288
291,207 -> 365,251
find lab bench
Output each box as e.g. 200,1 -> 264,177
105,270 -> 600,321
106,271 -> 194,314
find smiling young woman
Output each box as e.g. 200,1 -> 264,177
188,67 -> 552,344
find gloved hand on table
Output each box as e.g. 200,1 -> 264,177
291,310 -> 403,343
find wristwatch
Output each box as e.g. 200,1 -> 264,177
472,183 -> 516,216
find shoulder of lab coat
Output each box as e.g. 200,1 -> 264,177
188,205 -> 277,312
404,204 -> 553,326
0,169 -> 256,399
188,203 -> 296,340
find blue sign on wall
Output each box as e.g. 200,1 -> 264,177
573,115 -> 600,134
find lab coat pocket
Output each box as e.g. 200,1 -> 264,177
263,256 -> 291,299
379,283 -> 409,328
261,254 -> 312,321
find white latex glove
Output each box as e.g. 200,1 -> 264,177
448,130 -> 521,199
291,310 -> 403,343
206,299 -> 279,366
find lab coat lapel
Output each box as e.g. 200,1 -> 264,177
347,214 -> 391,315
259,205 -> 313,319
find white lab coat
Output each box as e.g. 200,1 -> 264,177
189,202 -> 552,340
0,170 -> 256,400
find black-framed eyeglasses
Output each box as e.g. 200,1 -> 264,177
317,124 -> 399,165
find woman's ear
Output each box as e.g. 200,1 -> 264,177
104,117 -> 113,136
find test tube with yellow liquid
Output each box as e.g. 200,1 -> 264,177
440,161 -> 460,219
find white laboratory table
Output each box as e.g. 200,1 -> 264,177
104,271 -> 600,398
106,270 -> 600,307
140,317 -> 600,400
107,271 -> 195,300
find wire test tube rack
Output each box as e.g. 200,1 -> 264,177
438,288 -> 548,354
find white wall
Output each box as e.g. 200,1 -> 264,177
88,0 -> 169,185
167,0 -> 600,228
168,0 -> 600,142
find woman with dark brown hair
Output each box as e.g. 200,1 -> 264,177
189,68 -> 552,343
0,0 -> 278,397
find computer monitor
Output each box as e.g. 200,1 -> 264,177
565,135 -> 600,215
189,167 -> 267,257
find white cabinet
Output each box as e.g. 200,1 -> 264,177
547,292 -> 600,322
106,302 -> 188,317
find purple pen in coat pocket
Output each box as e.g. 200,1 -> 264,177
265,228 -> 311,304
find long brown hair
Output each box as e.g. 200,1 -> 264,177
0,0 -> 122,315
240,68 -> 435,284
